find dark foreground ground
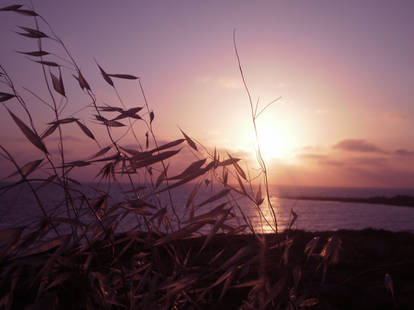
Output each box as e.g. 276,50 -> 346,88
267,229 -> 414,309
1,229 -> 413,309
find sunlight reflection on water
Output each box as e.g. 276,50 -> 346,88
240,196 -> 414,233
245,197 -> 287,233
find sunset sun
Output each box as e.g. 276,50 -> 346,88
255,120 -> 296,162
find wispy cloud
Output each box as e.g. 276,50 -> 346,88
348,156 -> 387,167
298,152 -> 344,167
216,77 -> 241,89
196,75 -> 241,89
394,149 -> 414,157
333,139 -> 384,153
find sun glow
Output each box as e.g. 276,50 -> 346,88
231,110 -> 300,164
255,120 -> 297,162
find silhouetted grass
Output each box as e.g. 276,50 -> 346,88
0,3 -> 411,309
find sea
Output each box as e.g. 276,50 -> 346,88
1,183 -> 414,233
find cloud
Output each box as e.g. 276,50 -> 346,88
216,77 -> 241,89
298,153 -> 326,161
348,157 -> 387,167
297,145 -> 324,153
298,150 -> 389,169
195,75 -> 241,90
333,139 -> 414,158
333,139 -> 384,153
394,149 -> 414,157
272,138 -> 414,187
319,159 -> 344,167
297,152 -> 344,167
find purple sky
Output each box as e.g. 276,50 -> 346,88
1,0 -> 414,187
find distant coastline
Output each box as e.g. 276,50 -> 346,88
279,194 -> 414,208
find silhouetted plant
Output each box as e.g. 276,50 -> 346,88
0,3 -> 343,309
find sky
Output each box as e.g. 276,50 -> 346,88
1,0 -> 414,188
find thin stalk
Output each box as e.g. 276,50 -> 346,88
233,29 -> 278,234
137,79 -> 181,228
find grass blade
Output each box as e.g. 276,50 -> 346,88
40,124 -> 58,139
187,202 -> 227,224
228,152 -> 246,180
95,114 -> 125,127
180,128 -> 197,151
148,139 -> 184,153
384,273 -> 395,304
0,4 -> 23,11
76,120 -> 95,140
17,50 -> 49,57
304,236 -> 320,261
255,184 -> 263,206
154,222 -> 206,246
34,60 -> 59,67
236,174 -> 247,196
0,92 -> 16,103
186,182 -> 200,209
73,71 -> 91,91
65,160 -> 90,167
131,149 -> 180,169
197,189 -> 230,208
18,26 -> 48,38
50,70 -> 65,97
155,164 -> 169,187
15,9 -> 38,16
221,246 -> 250,270
107,73 -> 138,80
97,105 -> 123,112
48,117 -> 77,125
219,157 -> 241,166
90,146 -> 112,159
169,159 -> 206,180
6,159 -> 43,179
7,109 -> 48,153
199,208 -> 232,253
96,62 -> 114,87
299,298 -> 319,307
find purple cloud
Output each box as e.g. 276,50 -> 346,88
348,157 -> 387,167
333,139 -> 384,153
394,149 -> 414,157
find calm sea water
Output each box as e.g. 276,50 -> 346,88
1,183 -> 414,233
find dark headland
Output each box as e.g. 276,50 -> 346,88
280,195 -> 414,208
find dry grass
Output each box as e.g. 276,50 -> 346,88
0,3 -> 357,309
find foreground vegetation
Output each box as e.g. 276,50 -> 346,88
0,3 -> 411,309
2,229 -> 413,309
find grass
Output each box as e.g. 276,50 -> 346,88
0,3 -> 410,309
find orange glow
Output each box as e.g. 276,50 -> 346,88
233,112 -> 300,164
256,120 -> 297,162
